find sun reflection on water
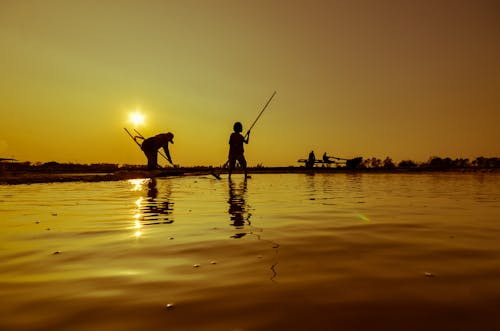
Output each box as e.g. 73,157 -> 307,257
136,197 -> 143,208
128,178 -> 148,191
127,177 -> 175,238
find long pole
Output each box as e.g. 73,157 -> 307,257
211,91 -> 277,180
245,91 -> 277,137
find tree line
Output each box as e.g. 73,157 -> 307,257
1,156 -> 499,173
360,156 -> 500,170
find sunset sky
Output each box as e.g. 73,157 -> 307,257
1,0 -> 499,167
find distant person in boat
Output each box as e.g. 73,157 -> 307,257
322,152 -> 333,167
228,122 -> 249,179
139,133 -> 174,170
306,151 -> 316,169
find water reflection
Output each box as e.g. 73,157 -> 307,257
142,178 -> 174,225
227,178 -> 251,239
128,178 -> 174,237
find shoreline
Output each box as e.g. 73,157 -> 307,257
1,167 -> 497,185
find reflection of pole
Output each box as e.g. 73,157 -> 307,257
227,179 -> 280,281
270,242 -> 280,282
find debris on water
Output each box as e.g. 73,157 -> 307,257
51,213 -> 58,216
46,228 -> 51,231
169,237 -> 174,240
35,221 -> 40,224
309,198 -> 315,200
164,303 -> 175,310
193,264 -> 200,268
424,272 -> 435,278
53,251 -> 61,255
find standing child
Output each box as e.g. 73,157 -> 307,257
228,122 -> 249,179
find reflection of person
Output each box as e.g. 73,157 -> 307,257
142,178 -> 174,224
228,122 -> 249,179
228,178 -> 250,239
139,133 -> 174,170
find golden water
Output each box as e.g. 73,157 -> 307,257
1,173 -> 499,330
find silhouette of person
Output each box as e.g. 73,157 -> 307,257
139,133 -> 174,170
306,151 -> 316,169
228,122 -> 249,179
322,152 -> 333,167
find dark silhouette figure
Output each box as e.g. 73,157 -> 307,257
306,151 -> 316,169
137,133 -> 174,170
228,178 -> 251,239
322,152 -> 334,167
228,122 -> 249,179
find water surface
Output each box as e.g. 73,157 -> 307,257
1,173 -> 500,330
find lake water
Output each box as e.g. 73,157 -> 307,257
1,173 -> 500,330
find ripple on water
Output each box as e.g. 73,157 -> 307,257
1,173 -> 500,330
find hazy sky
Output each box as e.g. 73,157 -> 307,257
1,0 -> 499,166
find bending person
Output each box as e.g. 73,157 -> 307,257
140,132 -> 174,170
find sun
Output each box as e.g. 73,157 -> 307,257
129,111 -> 145,127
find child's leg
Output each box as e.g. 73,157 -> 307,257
238,155 -> 248,177
228,158 -> 236,178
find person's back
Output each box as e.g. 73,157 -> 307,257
229,132 -> 245,157
141,132 -> 174,170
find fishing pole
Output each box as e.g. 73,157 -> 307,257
210,91 -> 277,180
245,91 -> 277,137
124,128 -> 143,149
124,128 -> 173,168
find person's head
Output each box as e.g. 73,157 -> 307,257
167,132 -> 174,143
160,132 -> 174,144
233,122 -> 243,133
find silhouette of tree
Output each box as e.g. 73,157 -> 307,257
383,157 -> 395,170
398,160 -> 418,168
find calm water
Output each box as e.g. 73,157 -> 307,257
1,173 -> 500,330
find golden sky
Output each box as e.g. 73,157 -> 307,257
1,0 -> 499,166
